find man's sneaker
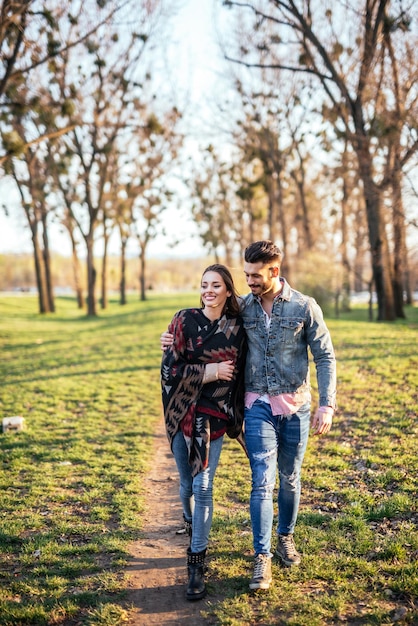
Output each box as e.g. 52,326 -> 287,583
276,534 -> 301,566
249,554 -> 272,590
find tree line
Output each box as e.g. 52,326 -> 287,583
212,0 -> 417,321
1,1 -> 417,320
1,0 -> 181,315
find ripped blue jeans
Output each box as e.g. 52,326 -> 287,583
244,400 -> 310,556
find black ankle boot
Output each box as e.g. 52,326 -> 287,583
176,514 -> 192,543
186,548 -> 206,601
185,516 -> 192,544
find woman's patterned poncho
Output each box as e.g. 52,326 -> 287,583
161,308 -> 247,476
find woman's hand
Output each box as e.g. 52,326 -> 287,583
217,360 -> 235,381
203,360 -> 235,383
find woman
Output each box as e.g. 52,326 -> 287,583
161,264 -> 246,601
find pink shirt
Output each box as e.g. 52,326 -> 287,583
245,390 -> 311,417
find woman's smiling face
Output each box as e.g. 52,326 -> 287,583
200,271 -> 231,312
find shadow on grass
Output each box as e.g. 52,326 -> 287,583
0,523 -> 145,625
21,295 -> 189,325
2,361 -> 159,386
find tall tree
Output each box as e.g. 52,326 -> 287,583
191,145 -> 250,263
100,105 -> 182,303
215,53 -> 337,277
223,0 -> 418,320
1,1 -> 164,314
49,1 -> 166,315
129,108 -> 182,301
11,146 -> 55,313
4,86 -> 61,313
0,1 -> 129,164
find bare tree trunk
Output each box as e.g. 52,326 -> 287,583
390,167 -> 407,318
249,205 -> 255,242
139,247 -> 146,302
295,176 -> 313,250
355,136 -> 395,321
86,237 -> 97,316
404,268 -> 413,306
101,234 -> 109,310
120,238 -> 127,305
276,177 -> 290,280
32,233 -> 49,314
352,200 -> 368,293
289,146 -> 313,251
340,164 -> 351,312
266,178 -> 277,241
71,239 -> 84,309
12,158 -> 53,314
368,279 -> 374,322
41,210 -> 55,313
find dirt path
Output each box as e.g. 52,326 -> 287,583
125,415 -> 219,626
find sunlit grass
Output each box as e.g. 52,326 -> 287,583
0,293 -> 191,625
0,296 -> 417,624
210,304 -> 418,626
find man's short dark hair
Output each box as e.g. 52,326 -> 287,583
244,240 -> 283,265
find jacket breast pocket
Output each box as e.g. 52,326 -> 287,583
243,318 -> 266,343
279,318 -> 304,343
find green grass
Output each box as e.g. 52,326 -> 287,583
211,304 -> 418,626
0,295 -> 417,625
0,293 -> 193,625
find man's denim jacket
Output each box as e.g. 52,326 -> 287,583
239,279 -> 337,408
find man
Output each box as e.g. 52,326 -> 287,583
161,240 -> 337,591
240,240 -> 336,591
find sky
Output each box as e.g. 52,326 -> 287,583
0,0 -> 224,259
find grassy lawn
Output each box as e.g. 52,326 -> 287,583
0,295 -> 417,625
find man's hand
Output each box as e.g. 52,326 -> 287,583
160,331 -> 174,350
311,406 -> 333,435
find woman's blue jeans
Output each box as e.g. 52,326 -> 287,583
172,430 -> 223,553
244,400 -> 311,556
